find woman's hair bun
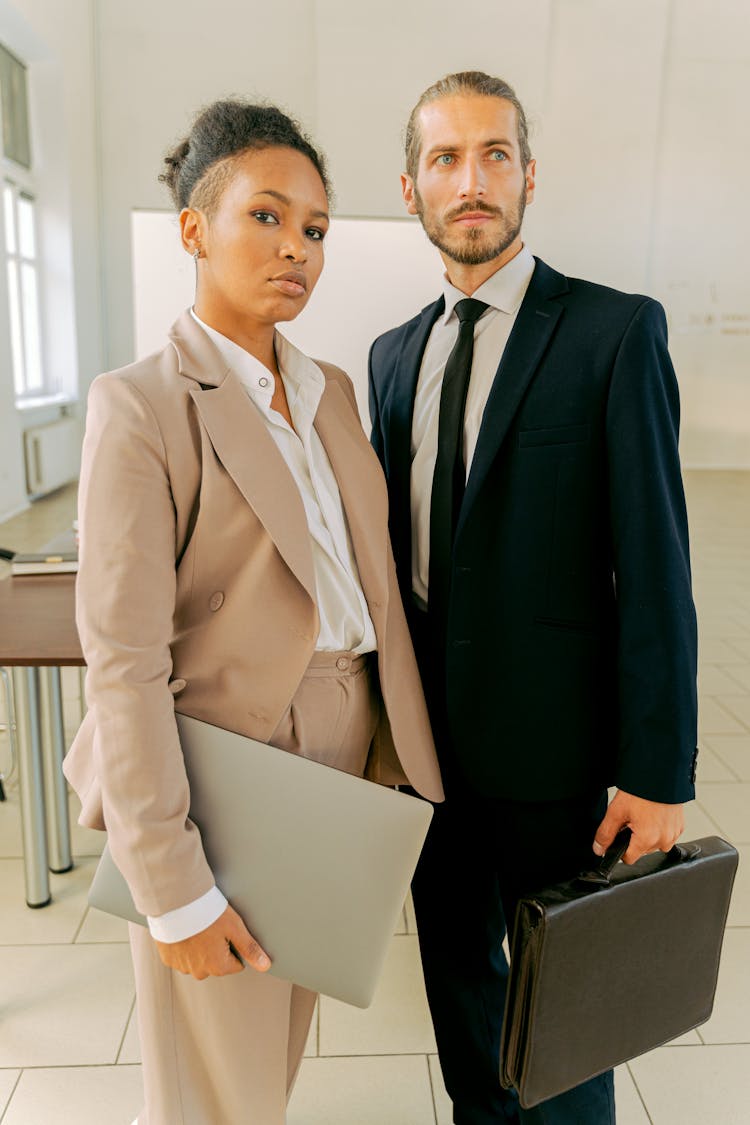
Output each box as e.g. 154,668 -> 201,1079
158,99 -> 330,213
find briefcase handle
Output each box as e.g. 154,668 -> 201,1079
578,828 -> 702,886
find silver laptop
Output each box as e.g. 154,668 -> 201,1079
88,712 -> 433,1008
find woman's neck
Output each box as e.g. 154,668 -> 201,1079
194,299 -> 278,374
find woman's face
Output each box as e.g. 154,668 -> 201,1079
189,146 -> 330,328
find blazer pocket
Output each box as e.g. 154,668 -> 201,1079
519,423 -> 590,448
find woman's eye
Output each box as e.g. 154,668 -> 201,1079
306,227 -> 326,241
251,211 -> 278,224
436,154 -> 455,166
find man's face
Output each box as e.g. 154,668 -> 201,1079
403,94 -> 535,267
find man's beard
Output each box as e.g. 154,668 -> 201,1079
414,188 -> 527,266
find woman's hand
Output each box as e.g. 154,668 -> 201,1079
154,904 -> 272,980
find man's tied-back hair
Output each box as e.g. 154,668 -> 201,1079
160,99 -> 331,217
404,72 -> 532,181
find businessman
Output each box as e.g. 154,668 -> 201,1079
368,72 -> 698,1124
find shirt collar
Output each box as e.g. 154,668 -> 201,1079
440,244 -> 536,325
189,308 -> 325,424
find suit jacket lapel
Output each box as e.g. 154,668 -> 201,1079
168,311 -> 316,604
386,297 -> 444,591
314,377 -> 390,626
457,259 -> 568,536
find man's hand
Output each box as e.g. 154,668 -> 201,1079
154,904 -> 272,980
593,790 -> 684,865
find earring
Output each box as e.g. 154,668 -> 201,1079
192,247 -> 201,262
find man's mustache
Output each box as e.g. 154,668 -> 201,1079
446,201 -> 503,221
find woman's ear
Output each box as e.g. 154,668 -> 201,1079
179,207 -> 206,258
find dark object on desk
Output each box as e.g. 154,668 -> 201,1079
500,831 -> 739,1109
11,551 -> 78,576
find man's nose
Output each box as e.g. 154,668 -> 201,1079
458,160 -> 487,199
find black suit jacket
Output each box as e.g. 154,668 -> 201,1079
369,257 -> 698,804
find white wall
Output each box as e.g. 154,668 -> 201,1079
0,0 -> 748,492
95,0 -> 750,467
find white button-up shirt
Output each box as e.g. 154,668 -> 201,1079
411,246 -> 536,606
148,311 -> 376,943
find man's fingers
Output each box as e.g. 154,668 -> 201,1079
592,809 -> 622,857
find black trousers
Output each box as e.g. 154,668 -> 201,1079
408,606 -> 616,1124
410,785 -> 615,1124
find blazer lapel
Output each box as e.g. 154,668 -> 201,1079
168,312 -> 316,604
314,377 -> 390,624
457,259 -> 568,536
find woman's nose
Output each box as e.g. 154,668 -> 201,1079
279,235 -> 308,262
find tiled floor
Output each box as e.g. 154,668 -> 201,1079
0,472 -> 749,1124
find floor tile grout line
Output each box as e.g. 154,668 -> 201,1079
0,1069 -> 23,1125
625,1061 -> 655,1124
115,996 -> 137,1065
424,1053 -> 439,1125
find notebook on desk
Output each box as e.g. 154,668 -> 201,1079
88,712 -> 433,1008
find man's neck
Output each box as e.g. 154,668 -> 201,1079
442,236 -> 525,297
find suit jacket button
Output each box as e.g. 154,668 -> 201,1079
209,591 -> 225,611
168,678 -> 187,694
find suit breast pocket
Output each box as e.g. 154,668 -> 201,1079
518,423 -> 590,448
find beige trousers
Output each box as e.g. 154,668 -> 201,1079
130,651 -> 379,1125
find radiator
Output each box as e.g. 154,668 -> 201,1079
24,417 -> 81,497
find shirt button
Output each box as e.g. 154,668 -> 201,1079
209,591 -> 225,611
259,377 -> 269,388
336,656 -> 350,671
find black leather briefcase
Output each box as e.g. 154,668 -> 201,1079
500,833 -> 739,1109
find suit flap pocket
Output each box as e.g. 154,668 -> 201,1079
519,424 -> 590,448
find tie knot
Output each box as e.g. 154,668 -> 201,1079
454,298 -> 488,326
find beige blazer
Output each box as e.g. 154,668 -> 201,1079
64,310 -> 443,918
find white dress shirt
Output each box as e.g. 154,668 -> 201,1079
411,245 -> 536,607
148,311 -> 377,943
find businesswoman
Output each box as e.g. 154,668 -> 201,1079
64,99 -> 443,1125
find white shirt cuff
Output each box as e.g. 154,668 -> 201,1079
146,885 -> 228,943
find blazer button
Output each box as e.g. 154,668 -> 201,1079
168,678 -> 187,694
336,656 -> 350,671
209,591 -> 225,612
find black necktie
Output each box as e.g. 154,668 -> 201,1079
428,297 -> 488,628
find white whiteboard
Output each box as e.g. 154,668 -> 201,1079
131,212 -> 445,425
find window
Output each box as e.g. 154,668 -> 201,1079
0,44 -> 31,169
4,182 -> 43,397
1,43 -> 47,399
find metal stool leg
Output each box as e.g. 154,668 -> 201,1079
40,667 -> 73,874
78,666 -> 87,718
12,667 -> 51,907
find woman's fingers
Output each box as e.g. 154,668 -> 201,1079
154,904 -> 272,979
224,905 -> 272,972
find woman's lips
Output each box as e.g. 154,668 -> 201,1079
270,273 -> 307,297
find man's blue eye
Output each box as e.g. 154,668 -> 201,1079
436,154 -> 454,166
490,151 -> 508,161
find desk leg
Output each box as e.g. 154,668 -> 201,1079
40,667 -> 73,874
12,667 -> 51,908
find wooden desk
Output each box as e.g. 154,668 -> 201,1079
0,574 -> 84,906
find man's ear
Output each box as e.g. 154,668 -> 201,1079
401,173 -> 419,216
524,158 -> 537,206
